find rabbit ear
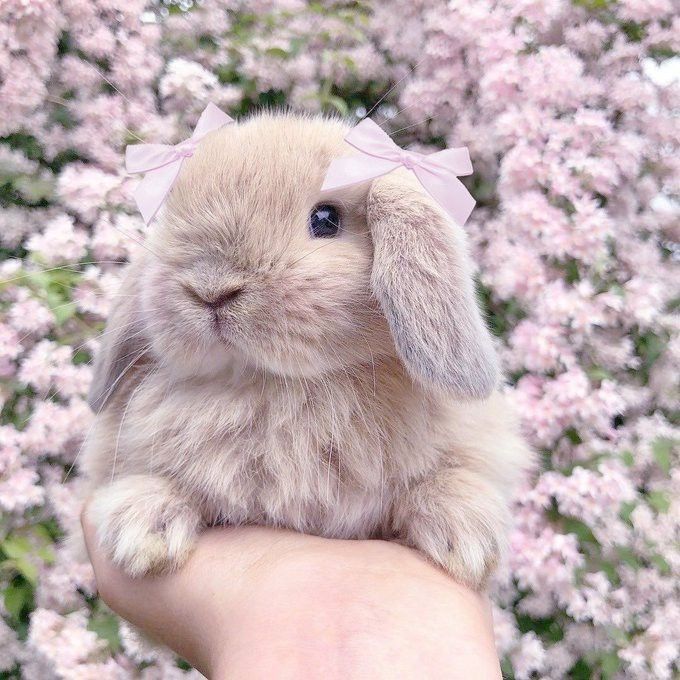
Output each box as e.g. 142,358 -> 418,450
367,173 -> 499,399
88,259 -> 149,412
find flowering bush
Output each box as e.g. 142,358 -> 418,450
0,0 -> 678,677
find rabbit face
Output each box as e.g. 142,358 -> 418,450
90,112 -> 499,411
139,114 -> 391,380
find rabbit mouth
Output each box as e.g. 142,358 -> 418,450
211,316 -> 236,349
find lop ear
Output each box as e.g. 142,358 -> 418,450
368,172 -> 499,399
88,258 -> 149,412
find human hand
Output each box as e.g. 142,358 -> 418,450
82,511 -> 501,679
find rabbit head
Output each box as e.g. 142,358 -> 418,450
89,113 -> 499,411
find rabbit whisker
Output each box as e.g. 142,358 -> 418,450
389,117 -> 432,137
363,57 -> 425,120
0,260 -> 135,285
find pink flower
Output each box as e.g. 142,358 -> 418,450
511,631 -> 546,679
26,214 -> 88,266
0,466 -> 43,513
57,164 -> 121,224
7,298 -> 55,337
91,213 -> 144,262
0,323 -> 22,377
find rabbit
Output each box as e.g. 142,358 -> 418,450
79,112 -> 533,589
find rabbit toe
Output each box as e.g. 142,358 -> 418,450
88,475 -> 200,578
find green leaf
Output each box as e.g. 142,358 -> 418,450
619,500 -> 636,524
323,95 -> 350,116
648,490 -> 670,514
1,535 -> 33,560
36,544 -> 55,565
564,428 -> 583,446
51,300 -> 77,325
22,270 -> 51,290
500,658 -> 515,679
1,528 -> 54,581
621,21 -> 646,43
563,517 -> 599,546
599,561 -> 619,585
88,611 -> 121,653
616,545 -> 641,570
601,651 -> 621,679
650,554 -> 671,575
570,658 -> 593,680
572,0 -> 611,8
72,348 -> 92,365
4,581 -> 32,619
265,47 -> 290,59
587,366 -> 612,382
652,438 -> 675,475
31,523 -> 55,544
620,450 -> 634,467
14,175 -> 54,203
13,556 -> 39,584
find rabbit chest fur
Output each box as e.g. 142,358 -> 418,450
84,359 -> 444,539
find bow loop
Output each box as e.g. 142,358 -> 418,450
125,103 -> 234,225
322,118 -> 476,226
427,146 -> 473,176
191,102 -> 233,139
125,143 -> 178,174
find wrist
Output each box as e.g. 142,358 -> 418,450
211,539 -> 500,679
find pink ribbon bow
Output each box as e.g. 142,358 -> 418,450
322,118 -> 476,226
125,103 -> 234,224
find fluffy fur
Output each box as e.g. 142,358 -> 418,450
80,113 -> 533,588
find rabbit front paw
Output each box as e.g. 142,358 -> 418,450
394,468 -> 508,590
87,474 -> 201,578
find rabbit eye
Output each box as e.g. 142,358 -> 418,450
309,204 -> 340,238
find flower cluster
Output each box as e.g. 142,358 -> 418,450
0,1 -> 677,678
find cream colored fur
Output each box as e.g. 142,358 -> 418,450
80,113 -> 533,588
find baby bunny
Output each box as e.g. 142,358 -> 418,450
80,112 -> 532,589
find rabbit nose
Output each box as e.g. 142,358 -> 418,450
183,284 -> 244,309
205,286 -> 244,309
203,286 -> 243,309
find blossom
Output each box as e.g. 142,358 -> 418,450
24,609 -> 109,679
0,323 -> 22,377
0,466 -> 43,512
57,164 -> 121,224
0,206 -> 46,249
18,340 -> 90,399
21,399 -> 92,461
90,213 -> 144,262
7,298 -> 55,337
26,214 -> 88,266
0,616 -> 21,672
0,423 -> 44,512
159,58 -> 220,110
511,631 -> 547,680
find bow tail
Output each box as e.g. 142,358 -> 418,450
414,166 -> 476,227
133,161 -> 184,225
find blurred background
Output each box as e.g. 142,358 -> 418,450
0,1 -> 678,678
